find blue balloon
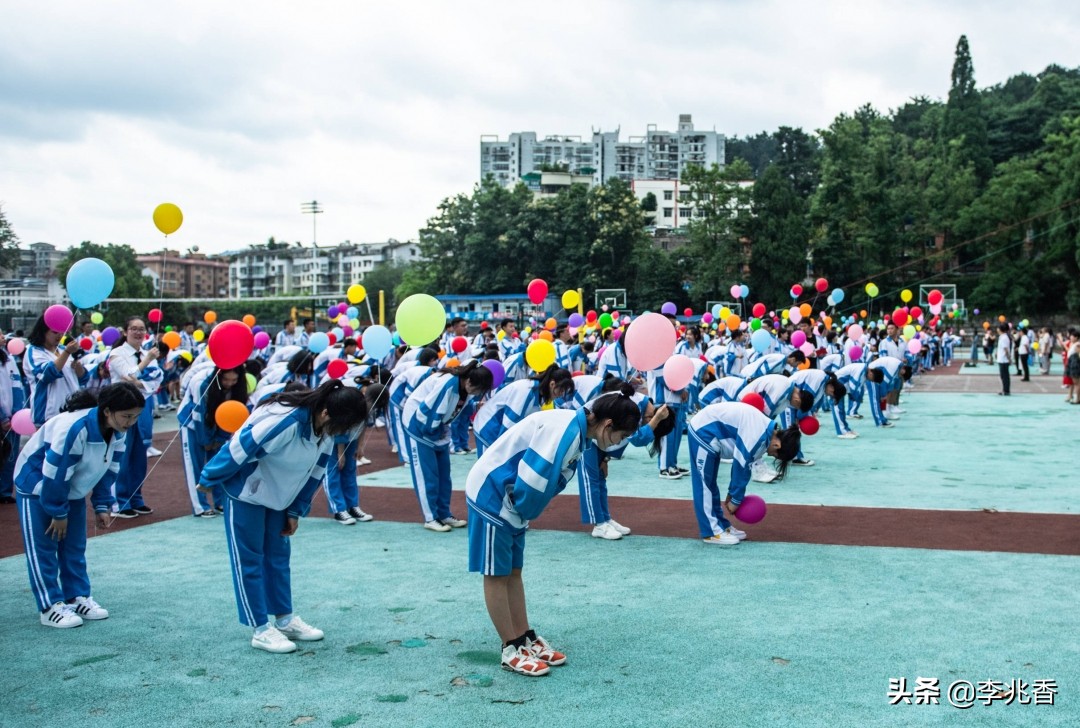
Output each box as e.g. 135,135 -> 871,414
661,302 -> 677,316
331,327 -> 344,340
739,284 -> 750,299
346,306 -> 359,319
751,329 -> 773,354
711,304 -> 722,319
361,325 -> 393,359
831,288 -> 845,304
307,332 -> 330,354
66,257 -> 115,309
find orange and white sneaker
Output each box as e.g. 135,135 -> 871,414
526,634 -> 566,666
501,644 -> 550,676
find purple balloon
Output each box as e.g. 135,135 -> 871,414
734,494 -> 767,524
253,331 -> 271,349
482,359 -> 506,388
328,305 -> 340,318
252,325 -> 263,334
568,312 -> 584,328
101,326 -> 122,347
660,302 -> 677,316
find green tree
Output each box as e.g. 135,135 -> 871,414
747,165 -> 810,305
942,35 -> 993,185
0,204 -> 19,273
680,159 -> 755,302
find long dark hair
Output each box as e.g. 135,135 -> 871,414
260,379 -> 368,436
646,401 -> 677,457
531,365 -> 574,404
62,382 -> 146,421
28,316 -> 54,347
207,366 -> 249,425
826,372 -> 846,403
439,360 -> 494,398
772,422 -> 802,481
287,350 -> 315,375
586,383 -> 641,433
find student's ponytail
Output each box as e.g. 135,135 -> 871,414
826,372 -> 846,403
772,422 -> 802,481
586,385 -> 640,434
532,365 -> 574,404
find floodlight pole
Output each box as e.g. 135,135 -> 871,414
301,200 -> 323,320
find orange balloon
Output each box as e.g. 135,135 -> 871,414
161,331 -> 181,349
726,314 -> 741,331
799,303 -> 812,317
716,322 -> 726,332
242,314 -> 256,328
538,330 -> 554,341
545,317 -> 557,331
445,357 -> 460,367
798,359 -> 811,370
983,321 -> 991,329
215,400 -> 250,433
823,316 -> 833,328
998,315 -> 1006,323
204,310 -> 217,324
860,309 -> 867,318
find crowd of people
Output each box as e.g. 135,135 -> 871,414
2,307 -> 1078,676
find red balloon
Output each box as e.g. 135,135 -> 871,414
741,392 -> 766,413
683,308 -> 693,317
815,278 -> 829,293
326,359 -> 348,379
207,320 -> 254,369
586,310 -> 598,323
148,308 -> 163,323
798,416 -> 820,436
791,284 -> 803,296
451,336 -> 468,353
527,278 -> 548,305
910,306 -> 923,319
327,333 -> 337,346
928,289 -> 943,305
752,302 -> 766,318
480,321 -> 490,330
892,309 -> 909,326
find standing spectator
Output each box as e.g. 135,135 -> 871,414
275,320 -> 299,350
25,316 -> 89,427
996,323 -> 1013,396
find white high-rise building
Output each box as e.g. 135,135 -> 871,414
481,114 -> 725,187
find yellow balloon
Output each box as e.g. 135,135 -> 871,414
348,284 -> 367,304
561,290 -> 580,309
525,339 -> 556,372
900,289 -> 913,303
719,307 -> 731,319
496,330 -> 506,340
153,203 -> 183,235
193,329 -> 205,342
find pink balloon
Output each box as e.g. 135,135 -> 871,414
847,324 -> 864,342
734,494 -> 767,524
799,342 -> 815,356
788,306 -> 802,324
848,345 -> 863,362
729,284 -> 742,299
791,330 -> 807,348
624,312 -> 676,372
11,409 -> 37,436
702,312 -> 714,324
253,331 -> 271,349
907,338 -> 922,355
662,355 -> 695,391
5,338 -> 25,356
611,329 -> 622,341
43,305 -> 74,333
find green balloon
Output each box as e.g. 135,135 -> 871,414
750,318 -> 762,331
598,313 -> 613,329
395,294 -> 446,346
246,373 -> 258,395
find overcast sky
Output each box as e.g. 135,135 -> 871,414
2,0 -> 1078,257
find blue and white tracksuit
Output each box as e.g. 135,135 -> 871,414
699,376 -> 749,407
401,374 -> 476,524
867,358 -> 902,426
200,403 -> 333,628
109,343 -> 163,511
498,335 -> 524,361
688,403 -> 775,538
596,342 -> 635,381
26,345 -> 89,427
472,379 -> 544,456
14,407 -> 124,611
322,432 -> 362,515
1,356 -> 26,497
724,340 -> 747,377
576,394 -> 653,525
465,408 -> 587,575
782,369 -> 829,459
387,365 -> 435,463
741,375 -> 796,419
177,368 -> 240,514
740,353 -> 786,381
568,375 -> 606,409
646,367 -> 686,471
832,363 -> 867,435
313,345 -> 352,383
675,341 -> 703,360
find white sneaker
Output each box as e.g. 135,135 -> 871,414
725,526 -> 747,541
71,595 -> 109,620
375,417 -> 386,428
880,421 -> 896,428
591,522 -> 622,540
424,520 -> 451,532
848,413 -> 864,419
390,444 -> 398,454
333,511 -> 357,525
607,519 -> 631,535
658,467 -> 683,480
41,602 -> 83,628
791,458 -> 815,466
251,625 -> 297,653
837,432 -> 858,440
347,507 -> 373,522
891,406 -> 907,414
441,516 -> 467,528
357,457 -> 372,466
703,532 -> 740,546
277,615 -> 324,641
146,446 -> 164,458
751,462 -> 778,483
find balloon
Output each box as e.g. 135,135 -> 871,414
6,337 -> 26,356
848,345 -> 863,362
537,330 -> 553,342
734,494 -> 767,524
204,310 -> 217,325
193,329 -> 205,343
526,339 -> 556,372
625,312 -> 677,372
88,312 -> 103,325
929,303 -> 942,315
307,331 -> 330,354
611,329 -> 622,341
482,360 -> 506,388
527,279 -> 548,305
215,400 -> 250,433
65,258 -> 115,309
598,313 -> 613,329
750,329 -> 772,354
358,326 -> 392,359
847,324 -> 864,342
865,283 -> 879,297
568,313 -> 584,327
902,325 -> 916,341
561,290 -> 580,309
246,373 -> 258,395
791,331 -> 807,347
900,289 -> 913,303
740,285 -> 750,299
740,393 -> 766,413
798,417 -> 820,436
43,305 -> 74,333
799,342 -> 815,356
750,318 -> 762,331
662,355 -> 695,391
327,333 -> 337,346
347,284 -> 367,304
661,302 -> 677,316
208,321 -> 254,369
815,278 -> 828,293
586,310 -> 598,323
791,284 -> 803,297
327,305 -> 340,318
251,331 -> 269,350
831,288 -> 845,304
683,308 -> 693,317
788,306 -> 802,324
891,309 -> 908,327
910,306 -> 923,319
702,313 -> 714,324
162,331 -> 181,349
148,308 -> 163,324
928,289 -> 943,305
325,359 -> 349,379
726,314 -> 741,331
100,327 -> 121,347
77,337 -> 92,351
11,409 -> 37,436
907,338 -> 922,355
799,303 -> 812,318
396,294 -> 446,346
752,302 -> 766,318
730,284 -> 742,299
152,203 -> 183,235
541,317 -> 555,331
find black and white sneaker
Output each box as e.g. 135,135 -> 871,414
658,467 -> 683,480
71,596 -> 109,620
133,505 -> 153,515
114,509 -> 140,519
41,602 -> 83,628
333,511 -> 357,525
347,507 -> 374,522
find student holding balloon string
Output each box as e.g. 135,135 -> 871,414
688,402 -> 801,546
387,348 -> 440,463
179,364 -> 249,517
472,366 -> 575,457
25,315 -> 89,427
324,382 -> 385,525
0,329 -> 26,503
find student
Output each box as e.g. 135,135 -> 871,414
723,329 -> 747,377
25,315 -> 90,427
866,358 -> 910,427
472,366 -> 574,456
199,380 -> 369,654
324,383 -> 385,525
676,326 -> 704,360
402,361 -> 493,531
0,330 -> 26,503
740,350 -> 804,380
595,335 -> 635,381
699,375 -> 750,407
832,361 -> 868,439
647,361 -> 689,480
466,391 -> 642,676
780,369 -> 846,466
275,319 -> 299,350
687,402 -> 801,545
178,364 -> 249,517
386,348 -> 439,462
15,383 -> 144,628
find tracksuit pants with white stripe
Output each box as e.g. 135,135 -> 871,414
405,435 -> 453,523
688,437 -> 730,538
323,439 -> 360,514
222,497 -> 291,628
576,443 -> 609,525
657,403 -> 685,471
1,430 -> 18,497
180,428 -> 224,514
115,400 -> 153,510
17,494 -> 91,611
780,406 -> 808,460
450,401 -> 473,452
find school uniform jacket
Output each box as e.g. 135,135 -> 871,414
472,379 -> 542,446
740,352 -> 786,381
0,356 -> 26,423
699,376 -> 749,406
401,373 -> 473,448
688,402 -> 776,507
741,374 -> 795,418
788,369 -> 830,409
26,345 -> 89,426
